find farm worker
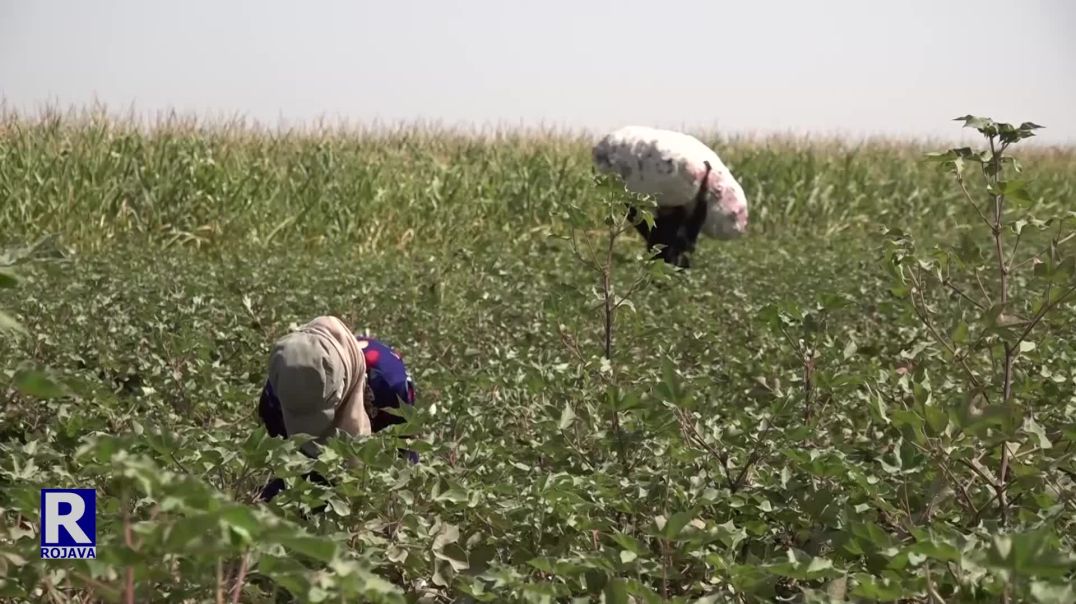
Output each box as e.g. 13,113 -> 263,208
256,316 -> 417,502
625,160 -> 712,268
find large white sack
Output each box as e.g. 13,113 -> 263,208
592,125 -> 748,240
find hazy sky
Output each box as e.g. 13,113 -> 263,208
2,0 -> 1074,144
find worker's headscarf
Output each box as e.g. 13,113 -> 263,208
267,316 -> 370,445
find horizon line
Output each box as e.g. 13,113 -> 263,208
2,98 -> 1072,151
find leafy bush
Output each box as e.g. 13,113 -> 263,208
0,112 -> 1073,602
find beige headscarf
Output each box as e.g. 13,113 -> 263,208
267,316 -> 370,443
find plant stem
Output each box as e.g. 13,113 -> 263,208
988,136 -> 1013,526
603,245 -> 613,364
215,557 -> 225,604
230,552 -> 251,604
603,219 -> 628,473
123,505 -> 135,604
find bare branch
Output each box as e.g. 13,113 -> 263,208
613,274 -> 651,311
943,278 -> 985,310
997,442 -> 1012,527
925,563 -> 947,604
676,407 -> 735,490
1011,284 -> 1076,356
907,267 -> 984,389
1005,228 -> 1024,275
974,271 -> 993,307
566,224 -> 599,272
1014,231 -> 1076,270
958,457 -> 1001,489
777,325 -> 803,356
956,175 -> 994,230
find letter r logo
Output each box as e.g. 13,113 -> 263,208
40,489 -> 97,549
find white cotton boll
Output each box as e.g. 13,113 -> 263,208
592,125 -> 749,240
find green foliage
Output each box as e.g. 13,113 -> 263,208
0,256 -> 25,335
882,115 -> 1076,601
0,113 -> 1073,602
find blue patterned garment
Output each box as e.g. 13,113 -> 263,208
355,336 -> 417,433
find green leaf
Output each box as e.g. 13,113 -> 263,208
603,578 -> 629,604
527,557 -> 554,573
1000,180 -> 1033,205
386,545 -> 408,564
434,542 -> 470,571
661,511 -> 694,540
432,523 -> 460,550
923,150 -> 955,163
558,403 -> 576,430
851,573 -> 909,599
952,321 -> 970,344
658,358 -> 685,404
891,409 -> 927,444
327,497 -> 351,516
610,533 -> 644,555
1000,121 -> 1045,144
1030,581 -> 1076,604
279,535 -> 338,563
307,586 -> 330,602
0,267 -> 18,289
989,529 -> 1073,579
219,506 -> 262,543
924,405 -> 948,436
806,557 -> 834,574
907,539 -> 961,563
584,569 -> 608,594
954,115 -> 998,136
0,551 -> 27,567
1023,417 -> 1052,449
870,391 -> 890,425
434,484 -> 469,504
0,310 -> 25,334
13,369 -> 67,399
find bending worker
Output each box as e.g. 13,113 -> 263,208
256,315 -> 417,502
